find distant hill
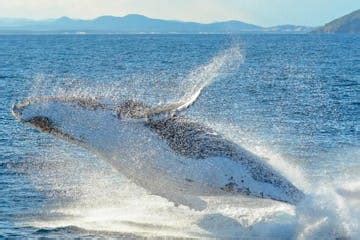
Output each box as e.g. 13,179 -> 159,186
313,9 -> 360,33
0,14 -> 313,34
264,25 -> 314,33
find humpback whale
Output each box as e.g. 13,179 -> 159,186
12,94 -> 304,210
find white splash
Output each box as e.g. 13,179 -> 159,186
202,120 -> 359,239
148,45 -> 244,114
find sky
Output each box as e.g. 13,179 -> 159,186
0,0 -> 359,27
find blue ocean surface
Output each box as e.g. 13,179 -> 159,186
0,34 -> 359,238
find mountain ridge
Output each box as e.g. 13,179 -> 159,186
0,14 -> 313,34
313,9 -> 360,33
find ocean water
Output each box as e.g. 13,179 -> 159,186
0,34 -> 359,239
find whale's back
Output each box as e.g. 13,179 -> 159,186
147,116 -> 237,159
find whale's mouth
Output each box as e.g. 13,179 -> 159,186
22,114 -> 73,140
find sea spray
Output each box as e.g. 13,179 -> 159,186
296,193 -> 346,239
177,45 -> 244,111
201,120 -> 360,239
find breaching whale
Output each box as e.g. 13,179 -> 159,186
12,94 -> 304,210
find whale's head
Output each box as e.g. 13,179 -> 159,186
13,98 -> 56,132
12,97 -> 121,142
12,97 -> 155,146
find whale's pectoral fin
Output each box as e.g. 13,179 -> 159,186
152,191 -> 207,211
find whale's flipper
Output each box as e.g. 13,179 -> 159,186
148,88 -> 203,116
152,190 -> 207,211
148,74 -> 213,118
116,92 -> 202,120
